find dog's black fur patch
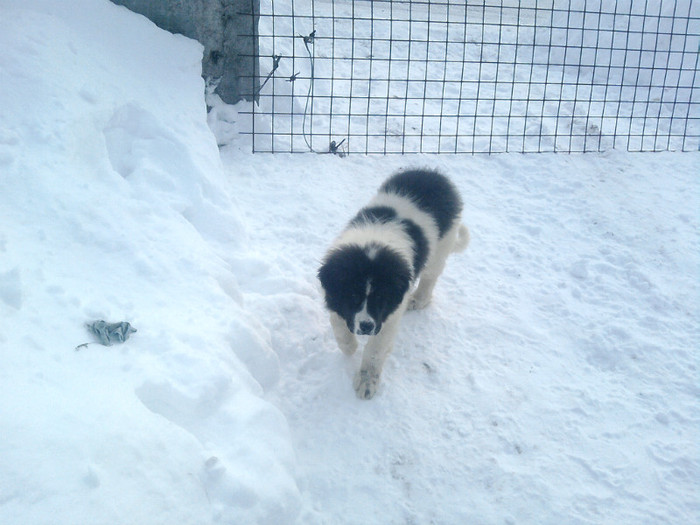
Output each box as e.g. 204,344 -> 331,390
400,218 -> 428,275
380,169 -> 463,237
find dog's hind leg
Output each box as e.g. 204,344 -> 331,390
408,274 -> 440,310
409,223 -> 466,310
330,312 -> 357,355
353,304 -> 405,399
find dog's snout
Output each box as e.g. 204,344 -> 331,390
358,320 -> 375,335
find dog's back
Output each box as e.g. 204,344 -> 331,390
379,169 -> 463,238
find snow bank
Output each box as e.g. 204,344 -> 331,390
0,1 -> 299,523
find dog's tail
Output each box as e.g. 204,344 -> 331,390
452,224 -> 470,253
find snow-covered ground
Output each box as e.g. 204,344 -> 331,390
1,1 -> 698,524
222,149 -> 699,524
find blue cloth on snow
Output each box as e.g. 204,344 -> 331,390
87,320 -> 137,346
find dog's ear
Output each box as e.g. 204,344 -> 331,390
318,256 -> 343,312
389,264 -> 411,297
398,266 -> 411,292
318,249 -> 348,289
317,257 -> 337,289
318,246 -> 367,290
373,247 -> 411,298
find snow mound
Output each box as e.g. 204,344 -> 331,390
0,1 -> 299,523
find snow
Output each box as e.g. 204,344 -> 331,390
1,1 -> 698,524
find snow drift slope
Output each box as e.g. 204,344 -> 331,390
0,1 -> 299,524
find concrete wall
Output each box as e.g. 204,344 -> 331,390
111,0 -> 259,104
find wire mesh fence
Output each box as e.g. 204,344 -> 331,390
240,0 -> 700,154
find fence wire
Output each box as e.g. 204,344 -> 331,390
240,0 -> 700,154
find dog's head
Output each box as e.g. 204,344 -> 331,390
318,244 -> 411,336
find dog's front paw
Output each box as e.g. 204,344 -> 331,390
353,370 -> 380,399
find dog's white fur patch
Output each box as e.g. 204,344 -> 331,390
369,191 -> 441,254
335,221 -> 414,275
353,282 -> 374,334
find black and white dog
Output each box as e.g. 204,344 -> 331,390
318,169 -> 469,399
